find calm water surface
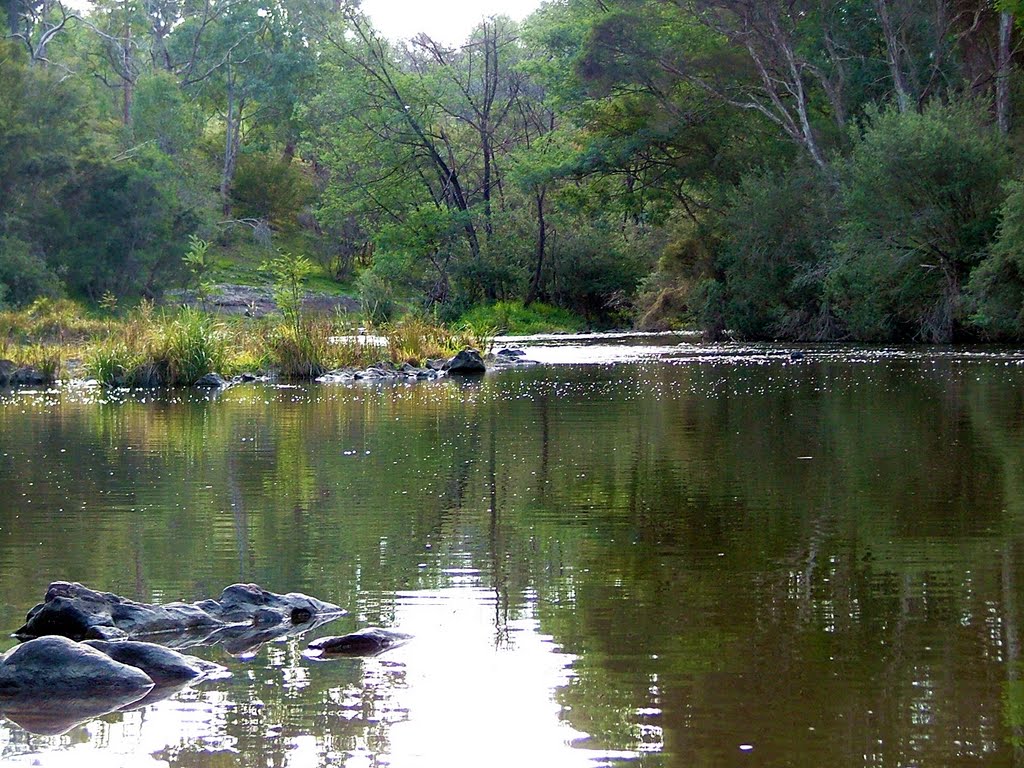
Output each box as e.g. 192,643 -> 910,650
2,337 -> 1024,767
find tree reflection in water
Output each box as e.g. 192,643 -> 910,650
0,349 -> 1023,766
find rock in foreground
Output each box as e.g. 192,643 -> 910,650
15,581 -> 343,643
0,636 -> 155,696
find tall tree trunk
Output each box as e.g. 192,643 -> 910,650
876,0 -> 913,112
7,0 -> 18,36
525,187 -> 546,306
998,11 -> 1014,135
220,71 -> 239,216
121,0 -> 133,128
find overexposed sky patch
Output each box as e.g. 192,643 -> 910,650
360,0 -> 544,44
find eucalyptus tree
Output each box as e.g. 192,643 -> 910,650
173,0 -> 316,213
310,11 -> 536,305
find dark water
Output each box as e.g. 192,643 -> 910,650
2,340 -> 1024,767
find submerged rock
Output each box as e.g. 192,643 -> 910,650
15,581 -> 343,645
306,627 -> 413,657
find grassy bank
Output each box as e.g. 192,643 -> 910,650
0,299 -> 494,387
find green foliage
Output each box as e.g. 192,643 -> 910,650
545,218 -> 651,326
4,0 -> 1024,339
968,180 -> 1024,338
231,153 -> 314,229
834,100 -> 1010,342
260,251 -> 315,333
0,237 -> 61,307
45,161 -> 197,300
706,164 -> 839,340
458,300 -> 584,335
132,71 -> 201,156
183,235 -> 217,309
357,270 -> 399,326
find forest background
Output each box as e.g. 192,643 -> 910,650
4,0 -> 1024,343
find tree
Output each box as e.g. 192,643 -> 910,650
833,99 -> 1009,341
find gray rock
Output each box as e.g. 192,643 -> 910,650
196,582 -> 338,626
194,372 -> 229,388
307,627 -> 413,657
15,581 -> 343,645
318,369 -> 356,382
497,348 -> 526,357
82,640 -> 226,686
425,358 -> 448,371
0,636 -> 154,697
447,348 -> 486,375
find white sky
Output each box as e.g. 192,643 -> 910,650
360,0 -> 544,44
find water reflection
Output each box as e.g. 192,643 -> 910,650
1,346 -> 1023,766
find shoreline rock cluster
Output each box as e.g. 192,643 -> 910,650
0,345 -> 540,392
2,582 -> 412,735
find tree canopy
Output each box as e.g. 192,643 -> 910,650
2,0 -> 1024,339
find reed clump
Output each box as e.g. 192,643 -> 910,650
381,316 -> 493,366
85,306 -> 227,386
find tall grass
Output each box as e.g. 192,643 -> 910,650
85,307 -> 227,386
381,316 -> 494,365
265,319 -> 331,380
458,300 -> 583,335
5,296 -> 493,387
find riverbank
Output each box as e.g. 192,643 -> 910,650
0,298 -> 499,388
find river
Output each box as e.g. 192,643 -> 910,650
1,334 -> 1023,767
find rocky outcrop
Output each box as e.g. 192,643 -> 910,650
0,636 -> 155,696
306,627 -> 412,657
0,636 -> 228,735
15,581 -> 344,645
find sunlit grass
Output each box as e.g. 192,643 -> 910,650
457,301 -> 583,336
4,298 -> 489,386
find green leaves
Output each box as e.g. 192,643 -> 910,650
260,250 -> 315,333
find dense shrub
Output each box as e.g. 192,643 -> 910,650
700,164 -> 839,340
45,162 -> 196,301
0,237 -> 62,307
833,100 -> 1009,342
968,180 -> 1024,339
